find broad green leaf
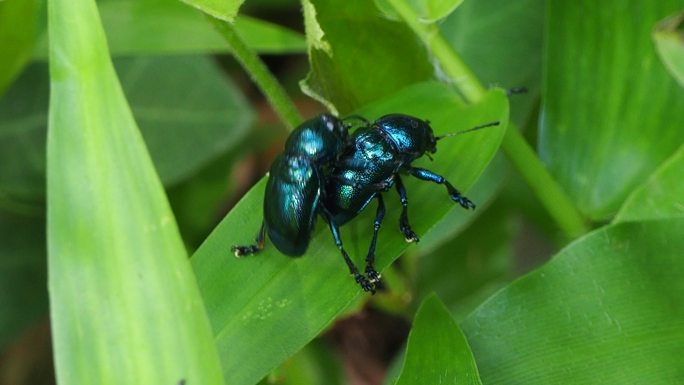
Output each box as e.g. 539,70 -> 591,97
462,218 -> 684,384
179,0 -> 242,23
33,0 -> 305,58
615,144 -> 684,222
0,0 -> 39,95
0,210 -> 47,351
440,0 -> 544,126
0,56 -> 252,204
395,294 -> 481,385
47,0 -> 223,383
653,12 -> 684,87
374,0 -> 463,23
300,0 -> 434,115
192,83 -> 509,385
540,1 -> 684,220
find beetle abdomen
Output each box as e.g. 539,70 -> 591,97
264,154 -> 321,256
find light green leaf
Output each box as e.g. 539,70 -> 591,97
179,0 -> 242,23
300,0 -> 435,115
395,294 -> 482,385
0,0 -> 39,95
462,218 -> 684,384
192,83 -> 509,385
33,0 -> 305,58
47,0 -> 223,383
374,0 -> 463,23
540,0 -> 684,220
653,12 -> 684,87
615,143 -> 684,222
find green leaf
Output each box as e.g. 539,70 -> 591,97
179,0 -> 242,23
415,196 -> 515,321
0,56 -> 252,204
653,12 -> 684,87
0,0 -> 39,95
33,0 -> 305,58
374,0 -> 463,23
440,0 -> 544,126
615,144 -> 684,222
395,294 -> 481,385
540,1 -> 684,220
462,218 -> 684,384
117,55 -> 254,186
47,0 -> 223,383
0,210 -> 47,350
300,0 -> 435,115
192,83 -> 509,385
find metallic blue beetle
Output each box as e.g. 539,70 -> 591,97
231,113 -> 376,292
325,114 -> 497,289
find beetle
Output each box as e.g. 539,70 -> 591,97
324,114 -> 499,288
231,113 -> 376,292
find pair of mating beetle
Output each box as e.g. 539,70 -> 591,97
232,113 -> 498,293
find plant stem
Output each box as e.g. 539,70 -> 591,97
210,17 -> 303,130
386,0 -> 588,238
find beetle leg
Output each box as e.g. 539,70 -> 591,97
365,194 -> 385,284
395,175 -> 420,243
231,221 -> 266,257
408,167 -> 476,210
322,208 -> 375,294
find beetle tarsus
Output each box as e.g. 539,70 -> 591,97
355,273 -> 376,294
366,265 -> 381,284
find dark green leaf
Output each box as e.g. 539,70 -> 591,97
47,0 -> 223,382
540,1 -> 684,220
653,11 -> 684,87
0,56 -> 252,204
615,144 -> 684,222
462,218 -> 684,384
300,0 -> 434,115
395,294 -> 481,385
192,83 -> 509,385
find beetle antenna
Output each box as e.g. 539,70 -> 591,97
343,114 -> 370,128
435,121 -> 500,141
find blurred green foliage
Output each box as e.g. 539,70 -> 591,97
1,0 -> 683,384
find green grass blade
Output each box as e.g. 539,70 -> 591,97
540,0 -> 684,220
462,218 -> 684,384
192,83 -> 508,385
180,0 -> 243,22
47,0 -> 223,383
394,294 -> 482,385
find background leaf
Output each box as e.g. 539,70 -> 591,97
179,0 -> 243,23
33,0 -> 305,58
47,0 -> 223,383
539,0 -> 684,220
394,294 -> 482,385
192,83 -> 508,385
0,0 -> 39,95
653,12 -> 684,87
462,218 -> 684,384
615,144 -> 684,222
0,55 -> 253,206
300,0 -> 434,115
374,0 -> 463,23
